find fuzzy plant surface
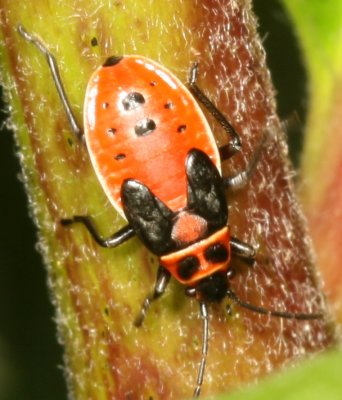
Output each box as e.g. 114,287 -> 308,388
0,1 -> 336,399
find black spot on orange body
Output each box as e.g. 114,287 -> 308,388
135,118 -> 156,136
178,256 -> 200,280
122,92 -> 145,111
103,55 -> 123,67
161,227 -> 231,284
204,243 -> 229,263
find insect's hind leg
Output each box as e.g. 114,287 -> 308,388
188,62 -> 241,158
223,127 -> 270,190
17,25 -> 83,139
61,215 -> 135,247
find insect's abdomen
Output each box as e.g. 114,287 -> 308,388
84,55 -> 220,218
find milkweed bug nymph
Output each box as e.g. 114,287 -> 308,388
18,24 -> 323,399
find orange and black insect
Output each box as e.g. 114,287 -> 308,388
18,25 -> 322,399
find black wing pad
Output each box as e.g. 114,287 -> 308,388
186,149 -> 228,231
121,179 -> 175,255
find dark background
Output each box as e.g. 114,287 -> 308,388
0,2 -> 307,399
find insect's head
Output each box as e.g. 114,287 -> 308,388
185,271 -> 229,303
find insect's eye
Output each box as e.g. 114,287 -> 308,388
122,92 -> 145,111
177,255 -> 200,280
204,243 -> 228,263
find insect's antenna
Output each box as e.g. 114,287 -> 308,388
193,302 -> 209,399
226,289 -> 323,320
17,24 -> 83,139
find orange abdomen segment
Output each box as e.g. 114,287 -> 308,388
84,55 -> 220,218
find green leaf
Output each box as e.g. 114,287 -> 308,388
215,350 -> 342,400
284,0 -> 342,182
283,0 -> 342,323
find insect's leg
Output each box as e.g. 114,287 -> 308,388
193,302 -> 209,399
134,266 -> 171,327
223,128 -> 269,190
230,237 -> 256,266
188,62 -> 241,158
17,25 -> 83,139
61,216 -> 135,247
226,289 -> 323,320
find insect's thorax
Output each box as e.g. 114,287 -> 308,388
160,225 -> 231,285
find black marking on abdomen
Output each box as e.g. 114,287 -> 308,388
103,56 -> 123,67
106,128 -> 117,136
164,101 -> 174,109
177,124 -> 186,133
122,92 -> 145,111
114,153 -> 126,161
135,118 -> 156,136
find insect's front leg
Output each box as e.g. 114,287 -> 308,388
18,25 -> 83,140
134,266 -> 171,327
61,216 -> 135,247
